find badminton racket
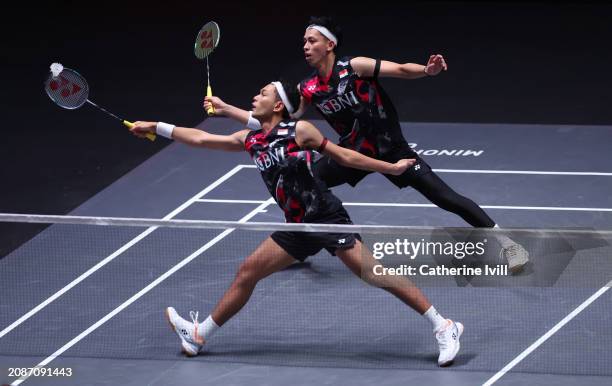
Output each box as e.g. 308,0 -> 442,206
194,21 -> 220,115
44,63 -> 155,141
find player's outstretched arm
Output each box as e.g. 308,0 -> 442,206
350,54 -> 448,79
130,121 -> 247,151
295,120 -> 414,175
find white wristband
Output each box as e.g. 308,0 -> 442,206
246,111 -> 262,130
156,122 -> 175,139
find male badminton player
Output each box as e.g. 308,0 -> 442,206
130,80 -> 463,367
207,16 -> 529,273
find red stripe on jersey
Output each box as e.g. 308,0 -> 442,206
244,132 -> 268,153
354,80 -> 370,103
360,139 -> 376,157
288,198 -> 305,223
276,185 -> 286,206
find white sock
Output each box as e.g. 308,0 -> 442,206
423,306 -> 446,332
493,224 -> 515,248
198,315 -> 220,341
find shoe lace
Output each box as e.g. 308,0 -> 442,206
505,245 -> 518,257
501,244 -> 520,260
436,331 -> 449,349
436,322 -> 451,349
189,311 -> 200,325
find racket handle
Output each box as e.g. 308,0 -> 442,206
206,85 -> 215,116
123,120 -> 156,141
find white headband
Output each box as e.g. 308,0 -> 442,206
306,24 -> 338,46
271,81 -> 294,114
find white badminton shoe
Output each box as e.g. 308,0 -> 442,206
435,319 -> 464,367
165,307 -> 204,357
500,243 -> 530,273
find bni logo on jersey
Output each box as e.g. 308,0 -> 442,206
339,69 -> 348,78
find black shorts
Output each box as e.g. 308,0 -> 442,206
313,142 -> 432,188
271,208 -> 362,262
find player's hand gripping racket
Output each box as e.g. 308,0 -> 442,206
194,21 -> 220,115
44,63 -> 155,141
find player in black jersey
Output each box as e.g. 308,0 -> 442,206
206,16 -> 529,273
130,80 -> 463,367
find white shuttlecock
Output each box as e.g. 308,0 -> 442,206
50,62 -> 64,78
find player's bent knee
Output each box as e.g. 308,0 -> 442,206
235,261 -> 261,286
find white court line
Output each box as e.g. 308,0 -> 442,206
240,164 -> 612,176
10,198 -> 275,386
196,198 -> 265,204
0,164 -> 248,340
433,169 -> 612,176
482,281 -> 612,386
196,199 -> 612,213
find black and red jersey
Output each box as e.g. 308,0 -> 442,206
244,119 -> 343,223
299,56 -> 406,157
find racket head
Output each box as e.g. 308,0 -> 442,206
45,66 -> 89,110
194,21 -> 220,60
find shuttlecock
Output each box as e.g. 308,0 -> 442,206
50,62 -> 64,78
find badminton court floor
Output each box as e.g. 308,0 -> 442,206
1,119 -> 611,385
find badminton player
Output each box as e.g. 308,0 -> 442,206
207,16 -> 529,272
130,80 -> 463,367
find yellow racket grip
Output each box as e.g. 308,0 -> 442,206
206,85 -> 215,116
123,120 -> 156,141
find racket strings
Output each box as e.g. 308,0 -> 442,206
44,63 -> 155,141
45,70 -> 90,109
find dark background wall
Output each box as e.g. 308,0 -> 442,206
1,1 -> 611,256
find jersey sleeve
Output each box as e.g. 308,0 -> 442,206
299,75 -> 317,104
346,55 -> 380,80
341,55 -> 356,74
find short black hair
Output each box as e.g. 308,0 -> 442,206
275,79 -> 301,120
307,16 -> 343,52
